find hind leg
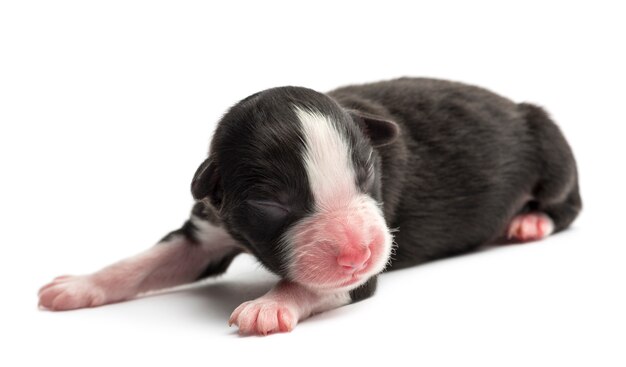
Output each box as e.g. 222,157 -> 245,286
505,186 -> 581,243
506,104 -> 582,243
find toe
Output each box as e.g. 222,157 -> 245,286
507,216 -> 522,239
38,275 -> 77,296
38,282 -> 58,296
521,215 -> 538,240
237,304 -> 261,335
278,308 -> 295,332
537,214 -> 555,237
229,301 -> 251,326
257,304 -> 279,335
38,286 -> 60,309
50,291 -> 80,311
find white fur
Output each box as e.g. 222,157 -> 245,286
295,106 -> 358,211
282,107 -> 393,288
190,215 -> 244,254
312,288 -> 352,313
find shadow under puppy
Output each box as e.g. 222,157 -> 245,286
38,77 -> 582,335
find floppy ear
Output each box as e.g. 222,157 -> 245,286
191,157 -> 223,208
348,110 -> 400,147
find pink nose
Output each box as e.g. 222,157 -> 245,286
337,246 -> 371,271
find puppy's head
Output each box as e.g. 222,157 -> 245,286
192,87 -> 398,291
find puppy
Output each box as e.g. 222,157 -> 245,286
38,77 -> 582,335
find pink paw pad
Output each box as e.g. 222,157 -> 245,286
229,299 -> 296,336
38,275 -> 107,311
507,213 -> 555,242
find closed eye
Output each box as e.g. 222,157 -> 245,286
247,200 -> 290,219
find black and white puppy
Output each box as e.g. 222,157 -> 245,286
38,78 -> 582,335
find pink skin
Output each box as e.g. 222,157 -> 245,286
39,274 -> 108,310
37,222 -> 353,336
228,194 -> 392,335
285,196 -> 392,290
228,280 -> 350,335
38,232 -> 236,311
507,212 -> 555,242
229,199 -> 390,336
39,106 -> 392,333
38,200 -> 388,335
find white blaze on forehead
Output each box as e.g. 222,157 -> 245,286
295,106 -> 357,211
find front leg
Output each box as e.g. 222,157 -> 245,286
229,276 -> 377,335
38,204 -> 241,310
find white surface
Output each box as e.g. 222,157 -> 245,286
1,1 -> 624,366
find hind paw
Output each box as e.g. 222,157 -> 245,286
507,213 -> 554,242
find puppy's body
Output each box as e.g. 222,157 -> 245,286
330,78 -> 581,269
38,78 -> 581,335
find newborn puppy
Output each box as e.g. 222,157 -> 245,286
38,78 -> 582,335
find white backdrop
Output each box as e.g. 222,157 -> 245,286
1,1 -> 624,366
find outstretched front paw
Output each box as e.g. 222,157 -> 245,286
229,299 -> 298,336
38,275 -> 109,311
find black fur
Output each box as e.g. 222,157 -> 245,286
186,77 -> 581,303
194,249 -> 241,281
348,275 -> 378,303
329,78 -> 581,269
196,88 -> 319,277
160,219 -> 199,244
160,202 -> 222,244
190,87 -> 397,279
